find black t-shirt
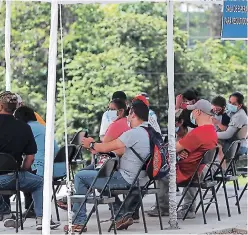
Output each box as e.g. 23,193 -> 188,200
0,114 -> 37,169
221,113 -> 230,126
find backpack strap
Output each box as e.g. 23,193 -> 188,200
130,147 -> 146,164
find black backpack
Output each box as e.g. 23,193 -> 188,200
131,125 -> 170,180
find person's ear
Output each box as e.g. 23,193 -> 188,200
193,109 -> 201,118
0,104 -> 3,112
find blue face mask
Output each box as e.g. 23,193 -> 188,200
175,126 -> 179,133
190,112 -> 196,125
226,103 -> 238,113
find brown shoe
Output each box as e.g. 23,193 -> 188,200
115,216 -> 134,230
64,224 -> 87,233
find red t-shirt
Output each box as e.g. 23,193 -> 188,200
176,125 -> 217,184
105,117 -> 130,140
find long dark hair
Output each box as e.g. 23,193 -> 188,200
229,92 -> 247,114
14,106 -> 37,123
110,98 -> 128,117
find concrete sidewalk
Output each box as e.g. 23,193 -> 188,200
0,186 -> 247,234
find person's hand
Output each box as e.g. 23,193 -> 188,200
176,94 -> 183,109
211,117 -> 220,125
178,150 -> 188,159
82,137 -> 95,149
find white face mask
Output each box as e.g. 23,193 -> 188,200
106,110 -> 118,122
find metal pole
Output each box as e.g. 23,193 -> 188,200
167,0 -> 178,229
42,1 -> 58,234
5,0 -> 11,91
186,3 -> 190,47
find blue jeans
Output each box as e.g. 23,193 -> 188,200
0,171 -> 43,217
72,170 -> 131,225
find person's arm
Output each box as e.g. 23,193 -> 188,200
82,137 -> 125,154
217,126 -> 238,140
217,123 -> 228,131
22,155 -> 35,170
22,125 -> 37,169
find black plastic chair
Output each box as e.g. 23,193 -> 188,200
108,151 -> 163,233
71,158 -> 118,234
177,147 -> 220,224
52,144 -> 77,221
70,131 -> 88,178
199,140 -> 241,217
0,153 -> 23,233
24,145 -> 77,222
236,166 -> 247,204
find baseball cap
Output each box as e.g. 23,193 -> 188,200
187,99 -> 214,116
0,91 -> 18,104
140,92 -> 149,100
15,93 -> 23,104
133,95 -> 149,107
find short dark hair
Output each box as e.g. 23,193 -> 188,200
112,91 -> 127,101
211,96 -> 226,108
130,100 -> 149,121
14,106 -> 37,123
182,89 -> 199,101
111,98 -> 127,111
0,91 -> 18,113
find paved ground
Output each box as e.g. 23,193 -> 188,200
0,186 -> 247,234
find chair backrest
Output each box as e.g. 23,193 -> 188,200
201,147 -> 219,165
0,153 -> 18,172
54,144 -> 77,163
70,130 -> 88,146
96,158 -> 118,178
236,125 -> 248,140
224,140 -> 241,161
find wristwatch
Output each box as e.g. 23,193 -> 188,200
89,142 -> 96,150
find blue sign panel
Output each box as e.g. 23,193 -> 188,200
222,0 -> 248,40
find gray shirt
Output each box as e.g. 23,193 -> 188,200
118,122 -> 150,186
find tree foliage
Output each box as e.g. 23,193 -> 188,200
0,2 -> 246,144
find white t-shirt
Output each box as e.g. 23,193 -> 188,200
99,110 -> 117,138
149,110 -> 161,134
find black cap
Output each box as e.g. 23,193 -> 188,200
112,91 -> 127,101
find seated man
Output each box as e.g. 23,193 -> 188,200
64,100 -> 150,233
0,91 -> 59,230
133,93 -> 162,134
211,96 -> 230,132
147,99 -> 218,218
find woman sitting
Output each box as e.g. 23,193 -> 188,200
14,106 -> 65,217
217,92 -> 247,154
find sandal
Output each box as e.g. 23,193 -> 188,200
64,224 -> 87,233
57,200 -> 70,211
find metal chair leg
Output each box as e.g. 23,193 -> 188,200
94,196 -> 102,234
211,186 -> 220,221
195,188 -> 209,214
52,184 -> 60,221
155,192 -> 163,230
18,190 -> 24,230
183,188 -> 199,221
198,181 -> 207,224
139,190 -> 148,233
16,192 -> 19,233
110,202 -> 117,235
233,179 -> 241,214
236,183 -> 247,204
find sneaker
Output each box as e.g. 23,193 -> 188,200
23,209 -> 36,219
3,214 -> 21,229
0,213 -> 14,222
115,215 -> 134,230
36,217 -> 61,230
64,224 -> 87,233
177,209 -> 196,219
147,207 -> 169,217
